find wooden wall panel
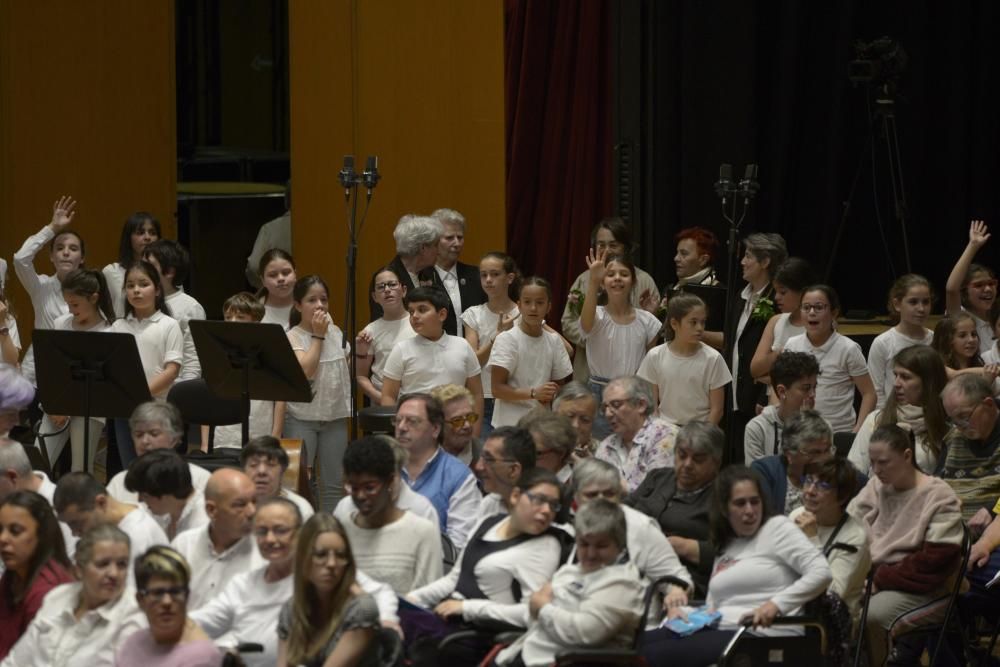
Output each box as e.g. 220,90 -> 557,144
0,0 -> 176,341
289,0 -> 506,326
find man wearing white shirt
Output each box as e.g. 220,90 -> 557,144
240,435 -> 315,520
171,468 -> 262,610
53,472 -> 169,582
125,449 -> 210,540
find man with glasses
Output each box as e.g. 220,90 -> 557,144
940,374 -> 1000,530
394,392 -> 480,549
432,383 -> 483,466
472,425 -> 537,519
339,436 -> 443,594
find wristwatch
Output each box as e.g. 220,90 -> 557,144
0,327 -> 8,337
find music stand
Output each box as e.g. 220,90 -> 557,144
33,330 -> 152,473
189,320 -> 312,445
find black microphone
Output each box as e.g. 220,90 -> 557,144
338,155 -> 355,197
714,163 -> 733,200
739,163 -> 760,199
362,155 -> 380,195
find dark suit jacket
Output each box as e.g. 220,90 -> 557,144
368,255 -> 458,335
455,261 -> 487,316
727,283 -> 776,417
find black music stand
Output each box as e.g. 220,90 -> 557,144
189,320 -> 312,445
33,330 -> 152,473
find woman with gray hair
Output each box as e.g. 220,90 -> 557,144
627,421 -> 724,595
2,524 -> 141,667
749,409 -> 837,515
553,381 -> 600,460
0,365 -> 33,437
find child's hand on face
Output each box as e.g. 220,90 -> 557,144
311,309 -> 331,334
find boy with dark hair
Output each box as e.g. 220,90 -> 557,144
125,448 -> 207,539
143,238 -> 206,382
744,351 -> 821,462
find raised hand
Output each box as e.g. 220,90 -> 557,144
969,219 -> 991,249
586,247 -> 608,283
50,195 -> 77,230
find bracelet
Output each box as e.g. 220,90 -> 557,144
312,335 -> 326,341
530,387 -> 535,399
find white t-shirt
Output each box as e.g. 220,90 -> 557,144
110,310 -> 185,398
771,312 -> 805,352
360,315 -> 415,390
866,327 -> 933,409
580,306 -> 661,379
637,342 -> 732,425
286,325 -> 351,422
967,308 -> 995,355
462,304 -> 520,399
213,399 -> 275,449
102,263 -> 127,319
118,507 -> 170,583
783,331 -> 869,433
487,326 -> 573,427
340,511 -> 444,594
382,333 -> 481,394
262,303 -> 292,328
165,288 -> 206,381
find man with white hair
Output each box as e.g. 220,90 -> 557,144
431,208 -> 486,337
369,214 -> 458,334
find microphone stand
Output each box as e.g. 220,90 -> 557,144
338,155 -> 381,440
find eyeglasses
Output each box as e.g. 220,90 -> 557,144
391,415 -> 425,428
800,476 -> 833,492
968,279 -> 998,290
600,399 -> 631,413
254,525 -> 296,538
138,585 -> 189,602
948,402 -> 982,430
524,490 -> 562,513
375,280 -> 401,291
801,304 -> 829,313
446,413 -> 479,429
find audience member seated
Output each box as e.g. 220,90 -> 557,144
0,491 -> 74,658
190,497 -> 301,667
277,514 -> 380,667
789,458 -> 871,623
939,374 -> 1000,528
431,383 -> 482,466
595,376 -> 677,493
106,401 -> 211,504
744,351 -> 819,462
572,458 -> 693,603
125,449 -> 209,539
335,435 -> 439,527
627,422 -> 723,595
240,436 -> 314,521
170,468 -> 262,610
53,472 -> 169,579
848,424 -> 964,666
849,344 -> 949,476
495,500 -> 646,667
392,393 -> 479,549
751,409 -> 835,515
0,438 -> 75,555
518,408 -> 577,486
405,469 -> 570,636
0,366 -> 33,437
2,524 -> 141,667
339,437 -> 443,594
553,381 -> 600,461
472,426 -> 536,520
638,466 -> 832,667
115,546 -> 222,666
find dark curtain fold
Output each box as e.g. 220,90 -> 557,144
504,0 -> 613,329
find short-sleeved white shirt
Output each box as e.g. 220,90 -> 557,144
102,262 -> 127,319
487,326 -> 573,427
771,312 -> 805,352
262,303 -> 292,329
213,399 -> 275,449
462,304 -> 520,399
580,306 -> 661,379
637,342 -> 732,425
360,315 -> 415,390
287,325 -> 352,422
866,327 -> 933,409
783,331 -> 869,433
382,333 -> 481,394
966,308 -> 995,355
165,288 -> 206,382
110,310 -> 184,398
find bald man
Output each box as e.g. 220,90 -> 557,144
170,468 -> 264,609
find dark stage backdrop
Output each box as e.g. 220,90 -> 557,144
506,1 -> 1000,322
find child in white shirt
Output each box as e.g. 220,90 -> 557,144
256,249 -> 297,328
143,239 -> 206,382
103,212 -> 161,318
356,267 -> 416,404
867,274 -> 934,408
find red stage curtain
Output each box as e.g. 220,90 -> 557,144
504,0 -> 614,330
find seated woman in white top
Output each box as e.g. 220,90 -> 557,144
2,524 -> 142,667
404,468 -> 570,640
190,497 -> 301,667
849,345 -> 949,476
496,500 -> 645,667
867,275 -> 935,409
639,466 -> 832,667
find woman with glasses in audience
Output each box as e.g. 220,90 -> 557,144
405,469 -> 570,642
790,458 -> 870,624
639,466 -> 831,667
277,514 -> 380,667
750,410 -> 836,515
3,525 -> 141,667
115,546 -> 221,666
190,498 -> 301,667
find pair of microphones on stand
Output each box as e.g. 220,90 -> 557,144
338,155 -> 381,199
713,163 -> 759,205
